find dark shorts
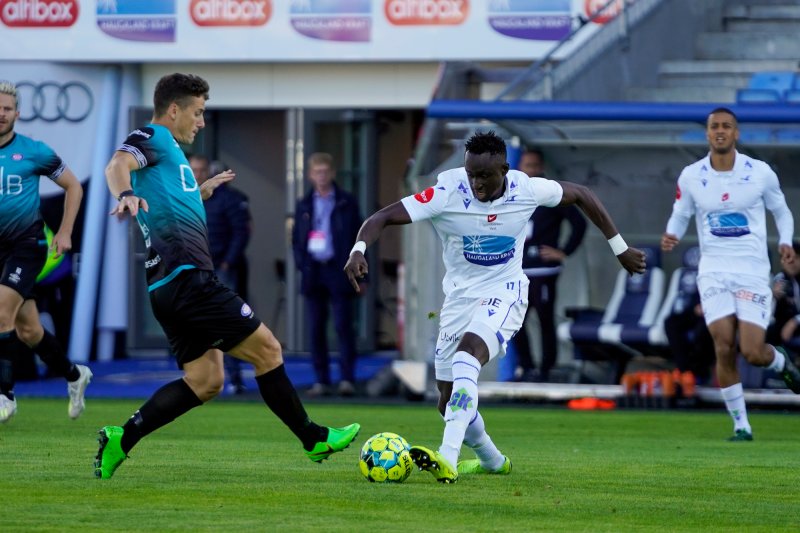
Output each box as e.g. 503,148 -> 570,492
0,223 -> 47,300
149,269 -> 261,368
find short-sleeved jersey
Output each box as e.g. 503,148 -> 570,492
401,168 -> 563,299
118,124 -> 213,290
0,133 -> 65,243
670,151 -> 788,279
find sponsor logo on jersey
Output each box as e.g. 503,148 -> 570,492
384,0 -> 468,26
241,303 -> 254,317
190,0 -> 271,26
439,330 -> 460,344
144,255 -> 161,269
130,129 -> 152,139
97,0 -> 176,43
11,153 -> 23,161
290,0 -> 371,42
414,186 -> 435,203
487,214 -> 497,223
721,192 -> 729,202
7,267 -> 22,284
488,0 -> 570,41
734,289 -> 768,307
675,184 -> 681,199
0,0 -> 78,27
707,211 -> 749,237
463,235 -> 516,266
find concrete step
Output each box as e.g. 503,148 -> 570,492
725,4 -> 800,20
726,20 -> 800,32
696,32 -> 800,59
626,86 -> 737,104
658,59 -> 800,89
659,59 -> 800,75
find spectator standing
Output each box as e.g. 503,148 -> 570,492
661,107 -> 800,441
292,153 -> 363,397
189,155 -> 251,394
514,148 -> 586,382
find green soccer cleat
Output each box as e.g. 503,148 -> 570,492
778,347 -> 800,394
727,429 -> 753,442
306,423 -> 360,463
409,445 -> 458,484
457,455 -> 512,475
94,426 -> 128,479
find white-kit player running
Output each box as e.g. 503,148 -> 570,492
344,131 -> 646,483
662,107 -> 800,442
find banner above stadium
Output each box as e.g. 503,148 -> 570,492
1,0 -> 616,62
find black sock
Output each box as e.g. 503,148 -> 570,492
120,379 -> 203,454
33,331 -> 79,381
255,364 -> 327,450
0,330 -> 22,400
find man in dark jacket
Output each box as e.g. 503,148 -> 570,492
189,155 -> 251,394
514,148 -> 586,382
292,152 -> 363,396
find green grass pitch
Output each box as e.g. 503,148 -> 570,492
2,398 -> 799,532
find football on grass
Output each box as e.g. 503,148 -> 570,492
358,432 -> 413,483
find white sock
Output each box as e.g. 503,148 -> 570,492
463,411 -> 505,471
440,351 -> 481,468
720,383 -> 751,433
767,346 -> 786,372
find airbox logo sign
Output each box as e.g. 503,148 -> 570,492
290,0 -> 371,42
385,0 -> 468,26
488,0 -> 571,41
190,0 -> 272,27
97,0 -> 176,42
0,0 -> 78,27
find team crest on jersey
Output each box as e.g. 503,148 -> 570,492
11,153 -> 22,161
675,184 -> 681,199
414,187 -> 435,203
241,303 -> 254,318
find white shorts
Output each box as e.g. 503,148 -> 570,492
696,272 -> 772,329
434,279 -> 528,382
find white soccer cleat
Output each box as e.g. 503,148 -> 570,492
68,365 -> 93,420
0,393 -> 17,423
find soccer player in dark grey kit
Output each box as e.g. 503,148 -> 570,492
96,73 -> 359,479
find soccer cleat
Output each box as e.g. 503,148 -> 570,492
305,423 -> 360,463
68,365 -> 93,420
0,394 -> 17,423
457,455 -> 512,475
409,445 -> 458,484
727,429 -> 753,442
778,348 -> 800,394
94,426 -> 128,479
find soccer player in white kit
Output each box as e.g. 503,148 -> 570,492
662,107 -> 800,441
345,131 -> 646,482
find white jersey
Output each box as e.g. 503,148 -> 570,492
401,167 -> 563,299
666,151 -> 794,280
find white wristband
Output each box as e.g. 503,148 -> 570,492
350,240 -> 367,256
608,234 -> 628,256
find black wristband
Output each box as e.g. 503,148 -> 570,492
117,189 -> 135,201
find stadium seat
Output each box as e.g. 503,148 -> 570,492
748,71 -> 795,92
784,89 -> 800,104
736,88 -> 781,104
638,246 -> 700,348
557,246 -> 665,383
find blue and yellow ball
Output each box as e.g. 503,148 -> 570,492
358,432 -> 413,483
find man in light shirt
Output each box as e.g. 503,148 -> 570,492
662,107 -> 800,441
345,131 -> 645,483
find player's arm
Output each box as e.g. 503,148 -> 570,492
557,181 -> 646,275
763,168 -> 796,264
344,201 -> 412,292
662,173 -> 693,252
51,167 -> 82,259
105,150 -> 149,217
